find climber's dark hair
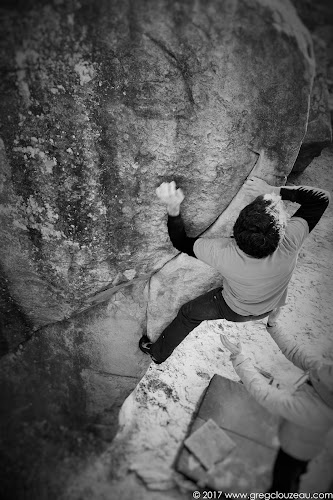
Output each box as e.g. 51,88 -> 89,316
233,196 -> 281,258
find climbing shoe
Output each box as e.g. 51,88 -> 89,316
139,335 -> 162,364
139,335 -> 153,354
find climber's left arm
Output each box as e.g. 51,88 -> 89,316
157,181 -> 231,259
156,181 -> 199,258
167,213 -> 198,258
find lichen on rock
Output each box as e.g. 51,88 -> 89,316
0,0 -> 316,327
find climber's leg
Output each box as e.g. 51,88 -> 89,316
142,287 -> 271,363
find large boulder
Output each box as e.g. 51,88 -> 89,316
0,0 -> 317,497
0,0 -> 315,328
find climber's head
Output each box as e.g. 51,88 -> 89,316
310,363 -> 333,408
233,193 -> 287,258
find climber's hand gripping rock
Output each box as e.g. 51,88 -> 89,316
156,181 -> 185,216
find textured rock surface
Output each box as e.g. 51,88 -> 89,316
293,0 -> 333,117
0,0 -> 321,498
0,279 -> 150,498
291,0 -> 333,173
0,0 -> 314,327
292,34 -> 332,173
305,36 -> 332,144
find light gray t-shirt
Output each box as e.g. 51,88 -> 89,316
193,217 -> 309,316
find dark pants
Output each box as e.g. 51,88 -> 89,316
150,286 -> 271,363
268,448 -> 309,493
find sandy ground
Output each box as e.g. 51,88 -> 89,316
66,146 -> 333,500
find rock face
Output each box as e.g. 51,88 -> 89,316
291,0 -> 333,173
292,34 -> 332,173
305,36 -> 332,145
0,280 -> 150,498
0,0 -> 314,327
0,0 -> 317,497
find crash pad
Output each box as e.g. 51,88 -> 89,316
184,418 -> 236,469
176,374 -> 279,492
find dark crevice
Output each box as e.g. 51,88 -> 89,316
144,33 -> 179,65
189,149 -> 262,239
291,141 -> 331,174
0,265 -> 33,357
144,33 -> 195,106
190,21 -> 212,41
89,369 -> 140,380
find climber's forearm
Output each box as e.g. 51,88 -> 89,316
167,214 -> 198,258
166,203 -> 181,217
280,186 -> 330,232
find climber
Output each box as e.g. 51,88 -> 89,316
139,177 -> 330,364
219,320 -> 333,493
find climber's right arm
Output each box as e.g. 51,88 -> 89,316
279,185 -> 330,233
244,177 -> 331,233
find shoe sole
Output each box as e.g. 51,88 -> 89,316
139,336 -> 163,364
139,336 -> 152,354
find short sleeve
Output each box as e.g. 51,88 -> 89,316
193,237 -> 231,268
282,217 -> 309,252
